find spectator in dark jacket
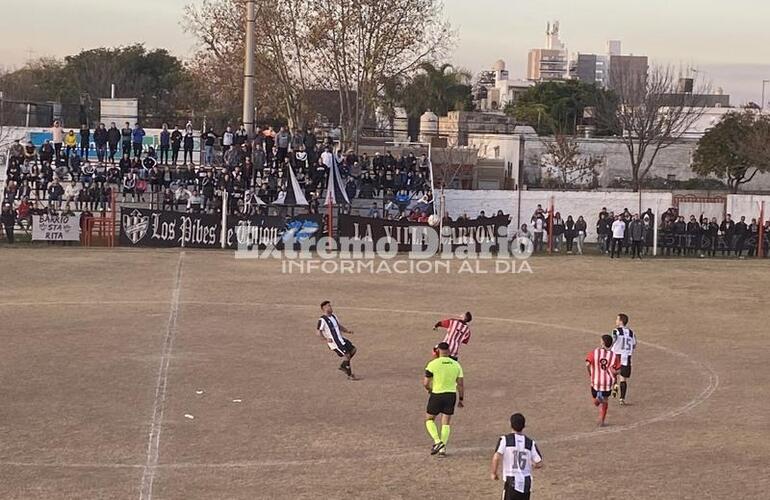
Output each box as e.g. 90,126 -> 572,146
93,123 -> 108,163
734,216 -> 748,257
107,122 -> 121,163
575,216 -> 587,255
628,214 -> 645,259
79,124 -> 91,161
1,203 -> 16,243
720,214 -> 735,256
564,215 -> 576,253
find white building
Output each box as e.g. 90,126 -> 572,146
527,21 -> 570,81
476,60 -> 534,112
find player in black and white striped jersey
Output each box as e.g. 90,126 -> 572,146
611,313 -> 637,405
490,413 -> 543,500
316,300 -> 358,380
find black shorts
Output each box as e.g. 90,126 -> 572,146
591,388 -> 612,399
426,392 -> 457,416
620,363 -> 632,378
333,340 -> 355,357
503,483 -> 531,500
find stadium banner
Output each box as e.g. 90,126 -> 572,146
32,213 -> 81,241
337,214 -> 511,252
657,232 -> 762,251
119,208 -> 322,249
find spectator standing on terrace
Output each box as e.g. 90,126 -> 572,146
94,123 -> 108,163
531,215 -> 545,253
52,120 -> 64,165
107,122 -> 121,163
628,214 -> 644,260
234,124 -> 248,146
79,124 -> 90,161
596,209 -> 613,253
734,216 -> 748,258
170,126 -> 183,166
720,214 -> 735,257
183,126 -> 195,166
222,126 -> 234,153
159,124 -> 171,165
564,215 -> 576,254
275,126 -> 291,164
120,122 -> 133,159
203,128 -> 217,166
552,212 -> 565,252
132,123 -> 146,158
610,215 -> 625,259
1,203 -> 17,243
575,216 -> 587,255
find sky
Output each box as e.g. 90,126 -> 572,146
2,0 -> 769,105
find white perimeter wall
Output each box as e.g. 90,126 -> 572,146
444,190 -> 672,242
726,195 -> 770,221
445,190 -> 770,242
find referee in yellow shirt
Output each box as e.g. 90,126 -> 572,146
423,342 -> 464,456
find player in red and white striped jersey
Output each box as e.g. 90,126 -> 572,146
432,312 -> 472,360
586,334 -> 621,427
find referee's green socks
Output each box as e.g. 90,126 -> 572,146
425,420 -> 441,444
440,425 -> 451,446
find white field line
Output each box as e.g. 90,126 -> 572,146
138,252 -> 185,500
0,299 -> 718,471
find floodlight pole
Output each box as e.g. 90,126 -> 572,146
243,0 -> 257,138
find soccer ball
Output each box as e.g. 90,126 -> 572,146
427,214 -> 441,227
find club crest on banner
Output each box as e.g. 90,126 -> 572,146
123,209 -> 149,244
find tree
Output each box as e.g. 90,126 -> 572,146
691,111 -> 770,193
505,80 -> 607,135
184,0 -> 313,127
0,46 -> 200,126
183,0 -> 453,144
596,64 -> 710,192
539,134 -> 602,188
398,62 -> 472,119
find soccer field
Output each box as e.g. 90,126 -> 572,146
0,248 -> 768,499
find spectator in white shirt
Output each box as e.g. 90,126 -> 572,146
513,223 -> 533,254
610,215 -> 626,259
531,216 -> 545,253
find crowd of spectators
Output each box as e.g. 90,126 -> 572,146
2,120 -> 435,227
510,205 -> 769,258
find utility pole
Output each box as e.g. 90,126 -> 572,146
243,0 -> 257,138
762,80 -> 769,112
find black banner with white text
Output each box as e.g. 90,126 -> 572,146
337,214 -> 510,252
119,208 -> 322,249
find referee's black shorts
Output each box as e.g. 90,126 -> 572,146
426,392 -> 457,416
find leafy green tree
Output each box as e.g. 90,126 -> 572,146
399,62 -> 473,118
505,80 -> 609,135
0,45 -> 201,126
692,111 -> 770,193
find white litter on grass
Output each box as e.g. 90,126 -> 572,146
184,414 -> 195,420
195,390 -> 204,395
232,399 -> 242,403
